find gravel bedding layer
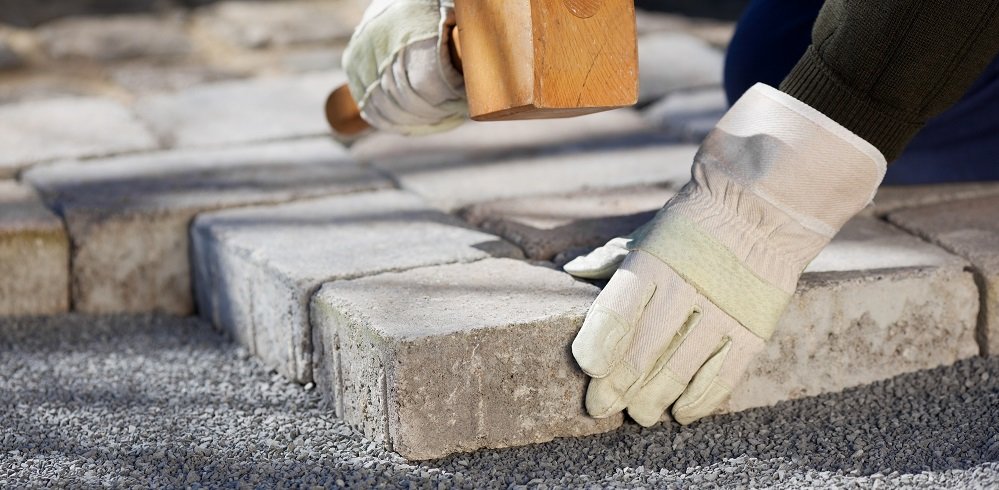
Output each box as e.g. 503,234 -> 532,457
2,314 -> 998,488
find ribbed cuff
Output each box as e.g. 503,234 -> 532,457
779,46 -> 925,162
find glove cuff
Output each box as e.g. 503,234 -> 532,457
637,84 -> 887,299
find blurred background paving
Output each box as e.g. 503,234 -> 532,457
1,0 -> 998,485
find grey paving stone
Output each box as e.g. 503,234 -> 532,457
369,141 -> 698,212
134,71 -> 341,148
191,190 -> 523,383
460,185 -> 676,261
24,138 -> 388,315
195,0 -> 358,49
109,61 -> 248,94
314,217 -> 977,458
886,195 -> 999,356
0,181 -> 69,316
637,33 -> 723,105
0,74 -> 108,105
311,258 -> 619,460
0,97 -> 159,178
727,216 -> 980,412
643,86 -> 727,143
869,182 -> 999,216
352,109 -> 663,177
0,35 -> 22,70
37,14 -> 191,61
634,11 -> 736,48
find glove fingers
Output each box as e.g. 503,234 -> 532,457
584,361 -> 643,418
571,267 -> 655,378
671,337 -> 732,425
627,311 -> 727,427
587,296 -> 704,422
671,322 -> 764,426
562,237 -> 632,279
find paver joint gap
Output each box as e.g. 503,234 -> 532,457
970,267 -> 991,357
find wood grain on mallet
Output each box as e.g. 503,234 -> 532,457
456,0 -> 637,120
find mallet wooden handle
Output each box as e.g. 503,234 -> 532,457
326,26 -> 462,136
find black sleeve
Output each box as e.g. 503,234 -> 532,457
779,0 -> 999,161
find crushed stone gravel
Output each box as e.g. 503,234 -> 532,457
2,314 -> 998,488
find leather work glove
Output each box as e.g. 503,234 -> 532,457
571,83 -> 887,426
342,0 -> 467,135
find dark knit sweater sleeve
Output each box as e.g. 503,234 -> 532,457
779,0 -> 999,161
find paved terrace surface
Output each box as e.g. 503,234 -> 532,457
2,315 -> 998,488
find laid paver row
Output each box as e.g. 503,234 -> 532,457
2,91 -> 999,461
188,180 -> 988,459
12,108 -> 697,316
304,213 -> 980,459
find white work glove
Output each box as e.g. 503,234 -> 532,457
572,83 -> 886,426
342,0 -> 467,135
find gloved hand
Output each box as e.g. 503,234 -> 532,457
571,83 -> 886,426
342,0 -> 467,135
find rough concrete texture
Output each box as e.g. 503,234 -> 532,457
0,181 -> 69,315
637,33 -> 724,105
311,258 -> 619,460
887,195 -> 999,356
37,14 -> 191,61
460,185 -> 675,260
352,109 -> 663,177
4,314 -> 998,487
373,143 -> 698,212
195,0 -> 359,49
134,71 -> 341,148
727,216 -> 980,412
24,138 -> 387,315
191,190 -> 523,383
0,97 -> 158,177
643,87 -> 727,143
870,182 -> 999,216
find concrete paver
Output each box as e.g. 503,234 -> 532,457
637,33 -> 723,105
887,195 -> 999,356
870,182 -> 999,216
0,97 -> 158,177
460,185 -> 675,261
312,217 -> 979,458
195,0 -> 358,49
37,14 -> 191,62
192,190 -> 523,383
311,258 -> 616,460
0,181 -> 69,315
643,86 -> 727,143
24,138 -> 388,315
730,217 -> 980,412
134,72 -> 341,148
372,142 -> 697,212
352,109 -> 664,180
